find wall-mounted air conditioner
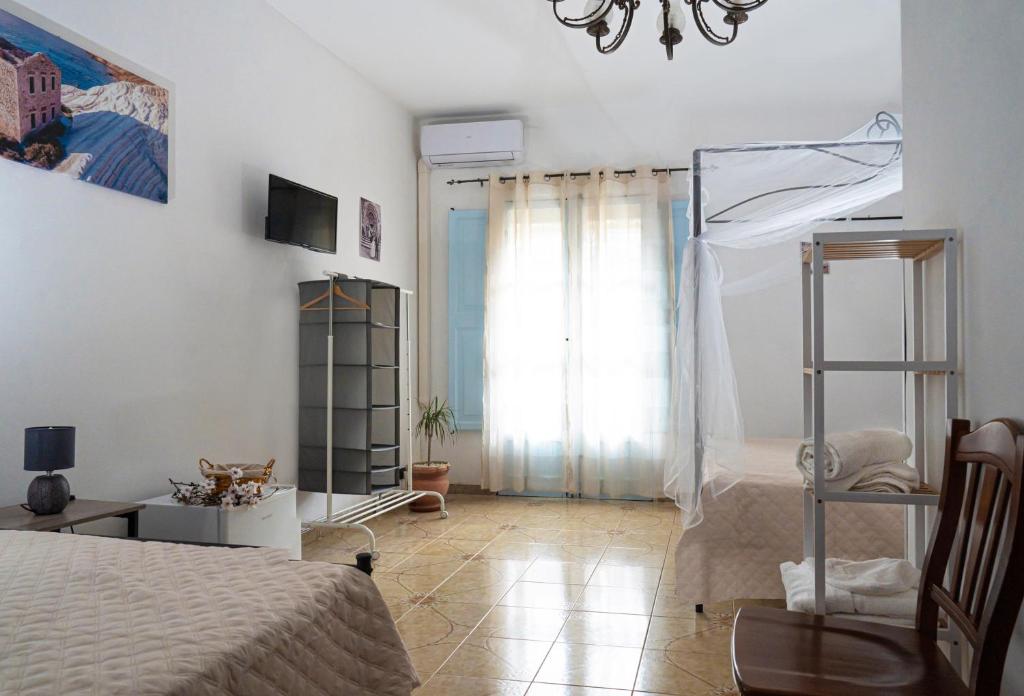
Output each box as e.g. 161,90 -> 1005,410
420,119 -> 524,168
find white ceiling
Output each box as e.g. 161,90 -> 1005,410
267,0 -> 902,169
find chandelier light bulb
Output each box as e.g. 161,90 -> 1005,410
657,0 -> 685,36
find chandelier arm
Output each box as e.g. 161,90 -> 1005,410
709,0 -> 768,13
686,0 -> 739,46
596,1 -> 637,54
549,0 -> 614,30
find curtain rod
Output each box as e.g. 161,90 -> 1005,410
446,167 -> 690,187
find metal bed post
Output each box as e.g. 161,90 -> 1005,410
811,239 -> 827,615
691,149 -> 704,523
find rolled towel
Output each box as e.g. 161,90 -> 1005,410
797,429 -> 913,484
780,558 -> 920,618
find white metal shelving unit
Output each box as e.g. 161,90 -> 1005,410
801,229 -> 959,615
306,272 -> 447,559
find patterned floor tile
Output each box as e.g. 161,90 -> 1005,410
534,643 -> 642,690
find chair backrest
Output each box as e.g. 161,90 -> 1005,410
917,418 -> 1024,694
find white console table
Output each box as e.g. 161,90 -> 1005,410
138,486 -> 302,559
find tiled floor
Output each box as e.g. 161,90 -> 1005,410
303,493 -> 764,695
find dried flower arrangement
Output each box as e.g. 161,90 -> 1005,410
170,467 -> 264,509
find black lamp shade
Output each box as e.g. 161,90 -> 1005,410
24,426 -> 75,472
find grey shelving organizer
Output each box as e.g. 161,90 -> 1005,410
298,275 -> 405,494
298,272 -> 446,559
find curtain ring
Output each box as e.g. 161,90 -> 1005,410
613,171 -> 620,179
544,174 -> 550,182
630,171 -> 636,178
570,173 -> 576,181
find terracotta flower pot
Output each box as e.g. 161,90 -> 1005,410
410,462 -> 450,512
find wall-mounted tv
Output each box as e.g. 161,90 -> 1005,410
265,174 -> 338,254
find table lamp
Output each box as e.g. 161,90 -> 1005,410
24,426 -> 75,515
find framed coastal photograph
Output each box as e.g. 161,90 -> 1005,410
0,5 -> 169,203
359,197 -> 381,261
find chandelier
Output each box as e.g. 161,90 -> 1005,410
548,0 -> 768,60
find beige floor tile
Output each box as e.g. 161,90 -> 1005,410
634,646 -> 733,691
439,634 -> 553,681
526,683 -> 630,696
644,616 -> 712,650
522,561 -> 597,585
587,563 -> 663,589
533,545 -> 606,564
474,605 -> 570,641
480,541 -> 557,561
556,610 -> 650,648
391,554 -> 468,577
397,604 -> 480,650
648,625 -> 733,656
550,529 -> 614,547
599,547 -> 667,568
605,528 -> 671,551
573,585 -> 656,615
500,527 -> 565,544
499,581 -> 586,610
417,536 -> 490,558
534,643 -> 642,690
431,558 -> 531,604
415,675 -> 530,696
634,650 -> 724,695
445,521 -> 508,541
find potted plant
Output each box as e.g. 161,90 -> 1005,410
410,396 -> 457,512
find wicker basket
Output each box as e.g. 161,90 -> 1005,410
199,458 -> 275,495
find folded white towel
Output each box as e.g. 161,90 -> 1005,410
780,558 -> 920,618
797,429 -> 917,493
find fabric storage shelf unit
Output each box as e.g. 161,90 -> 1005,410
298,277 -> 403,495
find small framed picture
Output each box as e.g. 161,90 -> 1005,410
359,197 -> 381,261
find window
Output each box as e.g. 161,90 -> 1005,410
51,75 -> 55,90
40,111 -> 46,124
447,210 -> 487,429
51,106 -> 55,119
40,76 -> 46,92
28,76 -> 34,94
448,200 -> 690,431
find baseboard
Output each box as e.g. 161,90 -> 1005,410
446,484 -> 491,495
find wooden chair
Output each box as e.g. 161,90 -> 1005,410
732,418 -> 1024,696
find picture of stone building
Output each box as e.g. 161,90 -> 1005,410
0,37 -> 62,142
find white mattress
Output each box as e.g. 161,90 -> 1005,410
674,439 -> 905,605
0,530 -> 419,696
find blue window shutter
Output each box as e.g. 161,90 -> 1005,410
448,210 -> 487,429
671,199 -> 689,292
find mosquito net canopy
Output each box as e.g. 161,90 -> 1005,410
665,112 -> 903,527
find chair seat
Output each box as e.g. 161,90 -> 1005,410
731,606 -> 967,696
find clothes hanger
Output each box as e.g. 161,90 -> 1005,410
299,281 -> 370,311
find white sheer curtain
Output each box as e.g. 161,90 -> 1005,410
483,167 -> 674,498
665,113 -> 904,527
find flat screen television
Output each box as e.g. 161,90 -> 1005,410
265,174 -> 338,254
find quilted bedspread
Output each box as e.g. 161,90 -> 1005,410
675,439 -> 905,605
0,531 -> 419,696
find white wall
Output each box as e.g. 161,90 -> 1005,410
0,0 -> 418,518
424,114 -> 905,486
901,2 -> 1024,690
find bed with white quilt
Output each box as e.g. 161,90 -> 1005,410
0,530 -> 419,696
674,439 -> 905,606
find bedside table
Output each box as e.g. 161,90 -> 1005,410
0,499 -> 145,536
137,486 -> 302,559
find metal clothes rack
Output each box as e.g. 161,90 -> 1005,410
305,271 -> 447,560
802,229 -> 959,610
